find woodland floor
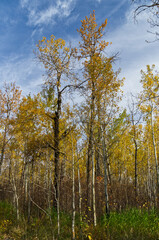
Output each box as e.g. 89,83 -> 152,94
1,201 -> 159,239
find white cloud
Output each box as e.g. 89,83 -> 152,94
20,0 -> 76,26
106,5 -> 159,101
0,54 -> 44,95
107,0 -> 127,18
2,2 -> 159,101
28,7 -> 58,26
20,0 -> 29,8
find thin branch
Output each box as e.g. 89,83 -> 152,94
29,193 -> 51,217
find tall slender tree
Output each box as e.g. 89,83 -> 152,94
0,82 -> 21,174
139,65 -> 159,204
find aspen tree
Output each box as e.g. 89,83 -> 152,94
36,36 -> 75,214
14,94 -> 45,220
77,11 -> 124,222
0,82 -> 21,174
71,136 -> 75,240
139,65 -> 159,204
77,11 -> 109,225
128,95 -> 142,199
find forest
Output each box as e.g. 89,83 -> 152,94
0,10 -> 159,240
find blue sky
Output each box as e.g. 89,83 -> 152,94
0,0 -> 159,100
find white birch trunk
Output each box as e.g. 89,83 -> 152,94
92,147 -> 97,226
101,126 -> 110,217
77,146 -> 82,223
72,140 -> 75,240
150,107 -> 159,198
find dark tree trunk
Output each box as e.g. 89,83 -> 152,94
53,87 -> 61,237
134,139 -> 138,198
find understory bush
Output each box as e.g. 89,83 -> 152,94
1,202 -> 159,240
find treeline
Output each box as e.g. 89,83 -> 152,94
0,11 -> 159,239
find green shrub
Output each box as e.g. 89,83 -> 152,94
1,202 -> 159,240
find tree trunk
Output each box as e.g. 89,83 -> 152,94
72,140 -> 75,240
53,88 -> 61,212
46,150 -> 52,210
101,126 -> 110,217
0,126 -> 7,174
134,138 -> 138,199
54,84 -> 61,238
87,85 -> 95,220
92,146 -> 97,226
12,172 -> 19,220
147,143 -> 152,204
95,103 -> 102,176
86,127 -> 92,217
77,146 -> 82,222
150,107 -> 159,204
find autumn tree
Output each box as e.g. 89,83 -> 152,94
139,64 -> 159,204
77,11 -> 124,222
35,36 -> 77,237
14,94 -> 45,221
0,82 -> 21,174
77,11 -> 109,224
128,95 -> 142,198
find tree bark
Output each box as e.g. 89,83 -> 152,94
77,146 -> 82,223
101,126 -> 110,217
92,146 -> 97,226
53,86 -> 61,211
150,107 -> 159,204
72,140 -> 75,240
53,82 -> 61,238
134,138 -> 138,198
0,126 -> 7,174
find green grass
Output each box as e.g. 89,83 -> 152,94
0,202 -> 159,239
100,208 -> 159,240
77,208 -> 159,240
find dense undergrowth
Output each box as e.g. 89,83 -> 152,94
1,201 -> 159,240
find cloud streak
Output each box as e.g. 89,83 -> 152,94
1,1 -> 158,102
107,0 -> 127,18
0,54 -> 44,95
106,5 -> 159,99
20,0 -> 76,26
